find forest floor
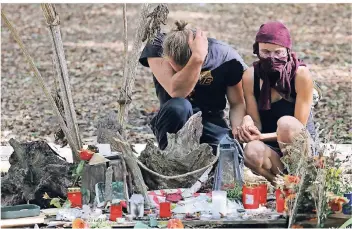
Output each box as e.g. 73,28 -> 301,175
1,3 -> 351,146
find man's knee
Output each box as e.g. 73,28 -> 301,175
163,97 -> 192,121
244,140 -> 266,168
277,116 -> 304,143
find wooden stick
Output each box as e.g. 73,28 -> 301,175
41,4 -> 82,153
120,157 -> 130,213
1,10 -> 79,161
117,3 -> 151,129
122,3 -> 128,87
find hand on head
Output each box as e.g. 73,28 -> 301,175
188,28 -> 208,62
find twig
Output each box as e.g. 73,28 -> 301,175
1,10 -> 79,160
41,4 -> 82,157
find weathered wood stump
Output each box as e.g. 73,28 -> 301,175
81,159 -> 124,205
1,139 -> 73,208
139,112 -> 215,190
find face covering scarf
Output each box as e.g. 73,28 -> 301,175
254,47 -> 305,111
252,21 -> 306,110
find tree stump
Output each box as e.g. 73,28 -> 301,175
138,112 -> 215,190
1,139 -> 73,208
81,159 -> 124,205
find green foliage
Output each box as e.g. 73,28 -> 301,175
326,167 -> 343,195
227,183 -> 242,201
50,198 -> 62,208
76,160 -> 85,176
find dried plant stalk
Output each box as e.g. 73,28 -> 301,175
278,129 -> 312,228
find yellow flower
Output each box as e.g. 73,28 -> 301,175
43,192 -> 50,200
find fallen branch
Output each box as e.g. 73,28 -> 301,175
1,10 -> 79,160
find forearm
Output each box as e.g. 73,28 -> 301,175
259,132 -> 277,142
229,104 -> 246,129
170,55 -> 203,98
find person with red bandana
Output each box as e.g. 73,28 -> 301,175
237,21 -> 317,183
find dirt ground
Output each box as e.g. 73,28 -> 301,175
1,3 -> 351,146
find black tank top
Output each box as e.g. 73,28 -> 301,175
253,69 -> 316,148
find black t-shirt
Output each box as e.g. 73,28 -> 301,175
139,33 -> 248,112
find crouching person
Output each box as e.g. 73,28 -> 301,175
237,21 -> 316,183
139,21 -> 248,152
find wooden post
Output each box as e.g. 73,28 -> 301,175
41,4 -> 82,157
117,3 -> 151,130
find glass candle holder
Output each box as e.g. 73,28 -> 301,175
275,189 -> 285,213
110,204 -> 123,221
159,202 -> 171,218
242,185 -> 259,209
258,183 -> 268,205
67,187 -> 82,208
211,190 -> 227,216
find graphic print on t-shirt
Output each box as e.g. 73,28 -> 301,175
199,70 -> 213,85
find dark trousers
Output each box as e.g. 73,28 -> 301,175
150,98 -> 230,153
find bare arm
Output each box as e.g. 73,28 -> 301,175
242,67 -> 262,131
147,29 -> 208,98
227,78 -> 246,137
147,56 -> 203,98
245,66 -> 314,142
238,67 -> 277,142
294,66 -> 314,125
240,67 -> 277,142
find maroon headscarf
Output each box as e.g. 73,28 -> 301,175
253,21 -> 304,110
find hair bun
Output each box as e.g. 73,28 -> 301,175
174,20 -> 188,31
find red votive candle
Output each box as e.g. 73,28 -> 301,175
110,204 -> 123,221
67,187 -> 82,208
258,183 -> 268,205
242,185 -> 260,209
275,189 -> 285,213
159,202 -> 171,218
